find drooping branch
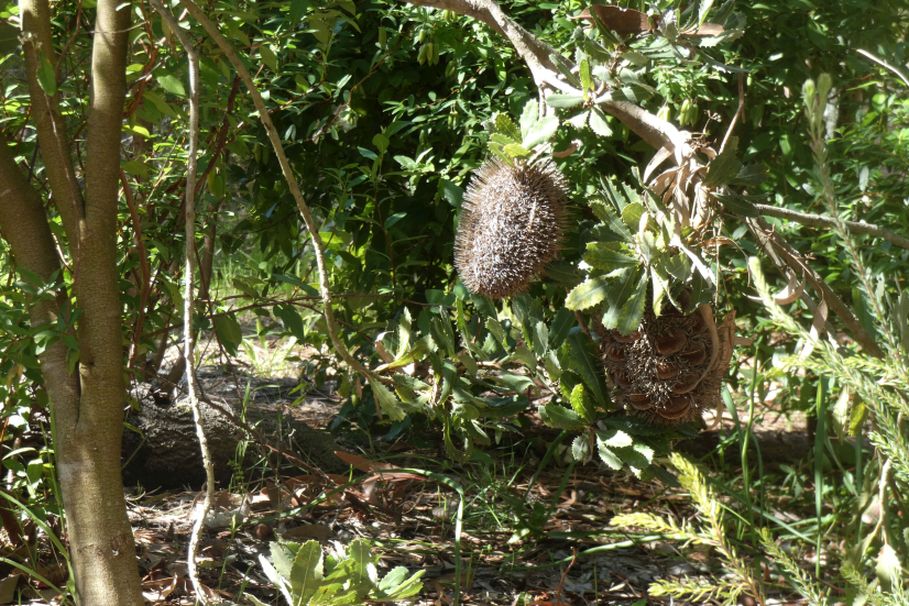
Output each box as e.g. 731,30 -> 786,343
754,203 -> 909,250
746,216 -> 882,357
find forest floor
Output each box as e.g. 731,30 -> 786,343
6,335 -> 812,606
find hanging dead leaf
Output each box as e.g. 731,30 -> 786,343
588,5 -> 652,34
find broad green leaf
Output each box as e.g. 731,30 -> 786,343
651,266 -> 668,316
213,313 -> 242,355
289,540 -> 324,602
579,57 -> 592,92
546,93 -> 585,108
156,73 -> 186,97
377,567 -> 425,598
539,403 -> 586,431
260,44 -> 278,72
522,114 -> 559,149
368,376 -> 407,421
565,275 -> 614,311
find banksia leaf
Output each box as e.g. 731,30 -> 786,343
569,382 -> 595,422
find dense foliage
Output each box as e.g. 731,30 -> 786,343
2,0 -> 909,603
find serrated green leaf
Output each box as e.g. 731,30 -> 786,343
539,402 -> 586,430
597,443 -> 623,470
569,382 -> 594,422
565,275 -> 613,311
495,112 -> 522,141
601,428 -> 633,448
565,332 -> 609,408
580,57 -> 592,91
602,267 -> 646,334
368,376 -> 406,421
547,93 -> 585,108
620,202 -> 645,231
589,107 -> 613,136
502,143 -> 531,158
583,242 -> 638,271
571,434 -> 592,462
876,544 -> 902,587
651,266 -> 668,316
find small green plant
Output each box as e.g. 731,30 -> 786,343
249,538 -> 424,606
611,453 -> 767,605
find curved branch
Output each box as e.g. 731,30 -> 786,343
754,203 -> 909,250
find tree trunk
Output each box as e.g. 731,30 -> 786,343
5,0 -> 145,601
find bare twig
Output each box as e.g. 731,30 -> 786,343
147,0 -> 214,602
754,203 -> 909,250
856,48 -> 909,89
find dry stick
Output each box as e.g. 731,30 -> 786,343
178,0 -> 370,380
753,203 -> 909,251
147,1 -> 214,602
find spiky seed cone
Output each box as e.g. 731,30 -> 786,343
598,305 -> 735,424
454,157 -> 568,298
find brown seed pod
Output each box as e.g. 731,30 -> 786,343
454,157 -> 568,298
598,304 -> 735,424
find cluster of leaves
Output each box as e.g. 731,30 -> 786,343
252,538 -> 423,606
564,177 -> 714,333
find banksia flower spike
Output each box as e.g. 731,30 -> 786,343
455,157 -> 568,298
